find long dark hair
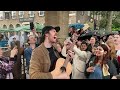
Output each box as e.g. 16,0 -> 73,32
94,44 -> 109,65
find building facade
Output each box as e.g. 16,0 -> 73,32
0,11 -> 45,29
0,11 -> 101,30
0,11 -> 77,30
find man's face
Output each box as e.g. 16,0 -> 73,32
28,35 -> 36,44
114,34 -> 120,44
80,44 -> 87,51
108,35 -> 114,42
90,37 -> 96,45
47,29 -> 57,43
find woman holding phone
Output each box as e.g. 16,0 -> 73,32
0,47 -> 18,79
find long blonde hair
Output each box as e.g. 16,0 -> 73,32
106,41 -> 117,60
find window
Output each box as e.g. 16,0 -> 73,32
38,11 -> 44,16
19,11 -> 24,18
16,24 -> 21,28
0,11 -> 3,20
9,24 -> 14,29
87,11 -> 90,16
81,11 -> 84,15
29,11 -> 34,17
3,25 -> 7,29
12,11 -> 16,19
5,12 -> 11,19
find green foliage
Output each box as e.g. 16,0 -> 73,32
112,19 -> 120,31
88,11 -> 120,31
99,18 -> 107,29
112,27 -> 120,31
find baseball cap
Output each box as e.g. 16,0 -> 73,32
42,26 -> 60,36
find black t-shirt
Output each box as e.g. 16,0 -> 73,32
47,47 -> 58,72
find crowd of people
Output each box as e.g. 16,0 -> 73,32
0,25 -> 120,79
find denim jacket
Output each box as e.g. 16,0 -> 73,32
24,47 -> 33,69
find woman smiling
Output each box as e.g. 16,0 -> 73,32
85,44 -> 117,79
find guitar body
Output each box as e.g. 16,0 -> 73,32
51,58 -> 72,77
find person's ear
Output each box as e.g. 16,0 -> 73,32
45,33 -> 49,37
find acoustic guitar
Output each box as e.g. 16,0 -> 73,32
51,58 -> 72,77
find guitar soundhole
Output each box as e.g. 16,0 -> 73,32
60,66 -> 66,73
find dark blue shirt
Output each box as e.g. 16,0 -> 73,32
24,47 -> 33,68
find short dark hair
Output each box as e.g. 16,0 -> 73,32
81,40 -> 88,46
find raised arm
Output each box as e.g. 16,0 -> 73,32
73,45 -> 87,59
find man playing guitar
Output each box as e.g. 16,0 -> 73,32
29,26 -> 74,79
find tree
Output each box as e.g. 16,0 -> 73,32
106,11 -> 113,32
96,11 -> 113,32
99,18 -> 107,29
112,11 -> 120,31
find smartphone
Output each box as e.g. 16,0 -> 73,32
89,61 -> 94,67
